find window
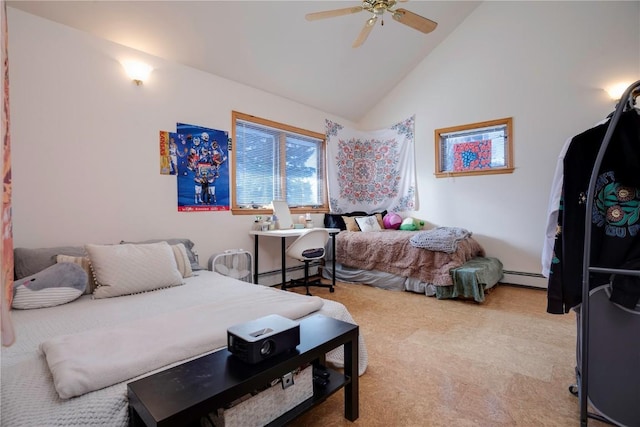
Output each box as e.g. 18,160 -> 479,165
231,111 -> 328,214
434,117 -> 514,178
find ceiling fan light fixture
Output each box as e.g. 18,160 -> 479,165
307,0 -> 438,47
373,5 -> 386,15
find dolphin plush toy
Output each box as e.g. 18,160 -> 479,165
12,262 -> 87,309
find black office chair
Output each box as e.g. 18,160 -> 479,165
285,229 -> 334,296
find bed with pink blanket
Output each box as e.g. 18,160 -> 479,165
322,228 -> 502,301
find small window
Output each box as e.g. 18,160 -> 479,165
231,111 -> 328,214
434,117 -> 514,178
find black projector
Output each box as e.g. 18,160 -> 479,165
227,314 -> 300,364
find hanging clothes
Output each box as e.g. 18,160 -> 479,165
542,118 -> 610,278
547,109 -> 640,314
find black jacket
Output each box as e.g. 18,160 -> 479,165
547,110 -> 640,314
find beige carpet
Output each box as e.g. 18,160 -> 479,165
286,282 -> 610,427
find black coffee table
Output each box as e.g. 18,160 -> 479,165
127,314 -> 359,426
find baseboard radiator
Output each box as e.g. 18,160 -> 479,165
257,262 -> 322,287
501,270 -> 547,289
258,267 -> 548,289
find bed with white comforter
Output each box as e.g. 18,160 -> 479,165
1,271 -> 367,426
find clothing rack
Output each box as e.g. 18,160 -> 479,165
579,79 -> 640,426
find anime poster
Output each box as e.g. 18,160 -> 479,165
159,130 -> 179,175
175,123 -> 229,212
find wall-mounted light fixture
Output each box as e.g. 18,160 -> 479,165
121,60 -> 153,86
605,82 -> 632,101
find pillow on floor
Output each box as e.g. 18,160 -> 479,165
87,242 -> 184,299
12,262 -> 87,309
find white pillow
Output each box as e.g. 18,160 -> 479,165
86,242 -> 184,299
170,243 -> 193,278
56,254 -> 98,294
355,215 -> 382,232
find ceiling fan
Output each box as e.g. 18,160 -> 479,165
305,0 -> 438,48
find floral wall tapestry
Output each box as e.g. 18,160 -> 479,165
325,115 -> 416,214
2,0 -> 16,347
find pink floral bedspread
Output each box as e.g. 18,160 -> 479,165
335,230 -> 485,286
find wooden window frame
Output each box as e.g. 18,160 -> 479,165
434,117 -> 514,178
231,111 -> 329,215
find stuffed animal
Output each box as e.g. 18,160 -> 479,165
399,217 -> 418,230
12,262 -> 87,309
383,212 -> 403,230
399,217 -> 426,231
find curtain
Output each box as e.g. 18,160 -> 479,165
1,0 -> 15,347
325,115 -> 416,214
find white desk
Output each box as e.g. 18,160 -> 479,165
249,228 -> 340,289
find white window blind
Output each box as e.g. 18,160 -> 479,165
233,116 -> 326,210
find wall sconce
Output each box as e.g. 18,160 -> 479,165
605,82 -> 632,101
121,60 -> 153,86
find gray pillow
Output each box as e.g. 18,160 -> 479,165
14,246 -> 87,280
119,238 -> 202,270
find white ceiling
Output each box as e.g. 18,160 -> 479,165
8,0 -> 481,122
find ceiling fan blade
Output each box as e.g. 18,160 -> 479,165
352,17 -> 377,48
305,6 -> 363,21
392,8 -> 438,34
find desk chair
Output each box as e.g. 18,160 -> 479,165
285,229 -> 334,296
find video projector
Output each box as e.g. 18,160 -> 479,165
227,314 -> 300,364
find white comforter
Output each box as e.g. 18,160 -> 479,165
1,271 -> 368,427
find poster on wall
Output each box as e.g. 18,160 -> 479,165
159,130 -> 180,175
175,123 -> 229,212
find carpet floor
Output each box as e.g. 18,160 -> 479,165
286,281 -> 610,427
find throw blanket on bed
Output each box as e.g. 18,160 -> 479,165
336,230 -> 484,286
40,290 -> 323,399
409,227 -> 472,253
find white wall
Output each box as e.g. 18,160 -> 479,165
360,1 -> 640,287
9,3 -> 640,288
7,7 -> 354,280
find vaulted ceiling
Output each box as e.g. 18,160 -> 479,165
8,1 -> 481,121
